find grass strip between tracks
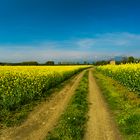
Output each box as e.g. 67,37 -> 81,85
46,71 -> 89,140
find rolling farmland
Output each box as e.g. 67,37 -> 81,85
0,65 -> 140,140
0,0 -> 140,139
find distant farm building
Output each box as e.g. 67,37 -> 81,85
110,60 -> 116,65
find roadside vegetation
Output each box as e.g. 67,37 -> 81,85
0,66 -> 88,127
0,73 -> 75,127
96,63 -> 140,93
46,71 -> 89,140
94,70 -> 140,140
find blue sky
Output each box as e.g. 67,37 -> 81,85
0,0 -> 140,62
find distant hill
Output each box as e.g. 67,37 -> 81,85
113,56 -> 124,61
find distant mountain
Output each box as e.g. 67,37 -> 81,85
113,56 -> 124,61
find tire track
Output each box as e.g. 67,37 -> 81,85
0,71 -> 85,140
84,69 -> 122,140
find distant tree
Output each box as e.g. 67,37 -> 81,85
95,60 -> 109,66
45,61 -> 55,65
20,61 -> 39,65
122,57 -> 128,64
84,61 -> 87,65
116,61 -> 121,65
128,56 -> 135,63
135,58 -> 140,63
0,62 -> 4,65
92,61 -> 96,65
76,62 -> 80,65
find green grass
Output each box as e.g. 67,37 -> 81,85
0,72 -> 81,128
46,71 -> 89,140
93,70 -> 140,140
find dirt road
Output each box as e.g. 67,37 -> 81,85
84,70 -> 122,140
0,71 -> 85,140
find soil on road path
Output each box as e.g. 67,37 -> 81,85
84,70 -> 122,140
0,71 -> 85,140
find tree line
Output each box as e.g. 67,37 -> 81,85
0,61 -> 90,66
0,56 -> 139,66
93,56 -> 140,66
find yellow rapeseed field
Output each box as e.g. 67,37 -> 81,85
97,63 -> 140,93
0,66 -> 88,110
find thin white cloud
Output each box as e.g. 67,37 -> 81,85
0,47 -> 93,62
99,32 -> 140,47
76,38 -> 96,48
0,32 -> 140,62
